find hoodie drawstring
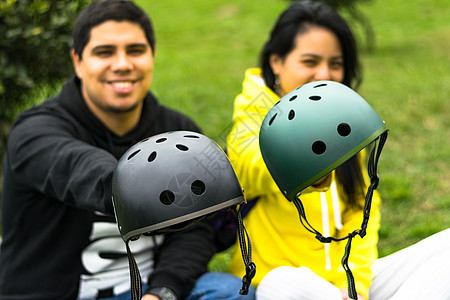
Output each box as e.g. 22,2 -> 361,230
321,181 -> 343,271
320,192 -> 332,271
331,181 -> 343,230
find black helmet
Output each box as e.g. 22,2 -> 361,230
112,131 -> 255,299
113,131 -> 245,241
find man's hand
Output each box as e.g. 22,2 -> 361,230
142,295 -> 159,300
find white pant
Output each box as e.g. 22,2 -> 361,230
256,228 -> 450,300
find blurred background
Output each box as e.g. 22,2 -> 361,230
1,0 -> 449,263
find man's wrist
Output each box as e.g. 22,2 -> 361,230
147,287 -> 177,300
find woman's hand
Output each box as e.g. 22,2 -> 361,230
341,289 -> 365,300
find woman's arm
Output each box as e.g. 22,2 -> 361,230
226,92 -> 280,200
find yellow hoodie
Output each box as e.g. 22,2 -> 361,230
226,68 -> 380,299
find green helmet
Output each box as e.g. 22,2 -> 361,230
259,80 -> 388,299
259,80 -> 387,201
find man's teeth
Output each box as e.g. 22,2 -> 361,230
112,81 -> 132,88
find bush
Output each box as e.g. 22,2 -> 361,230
0,0 -> 89,122
0,0 -> 89,206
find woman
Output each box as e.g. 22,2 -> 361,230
225,1 -> 450,300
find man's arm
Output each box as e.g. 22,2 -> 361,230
7,113 -> 117,215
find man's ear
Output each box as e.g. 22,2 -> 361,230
71,49 -> 83,79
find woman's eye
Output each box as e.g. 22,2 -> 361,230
330,61 -> 343,69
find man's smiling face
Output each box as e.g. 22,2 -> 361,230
72,20 -> 154,115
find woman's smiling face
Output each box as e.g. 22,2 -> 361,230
270,26 -> 344,96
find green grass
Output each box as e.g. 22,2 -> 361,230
356,0 -> 450,255
135,0 -> 287,146
1,0 -> 448,267
135,0 -> 450,262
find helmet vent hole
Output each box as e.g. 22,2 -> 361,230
309,95 -> 321,101
289,95 -> 297,101
160,190 -> 175,205
127,149 -> 141,160
184,135 -> 200,139
156,138 -> 167,143
288,110 -> 295,120
313,83 -> 327,88
148,151 -> 157,162
176,144 -> 189,151
312,141 -> 326,155
337,123 -> 351,137
274,100 -> 280,106
191,180 -> 206,195
268,113 -> 277,126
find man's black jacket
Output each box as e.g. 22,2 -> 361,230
0,76 -> 217,299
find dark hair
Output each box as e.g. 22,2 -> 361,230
260,0 -> 361,90
72,0 -> 155,59
260,1 -> 364,207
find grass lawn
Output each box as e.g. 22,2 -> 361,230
135,0 -> 450,264
1,0 -> 448,270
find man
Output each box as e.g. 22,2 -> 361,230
0,1 -> 220,299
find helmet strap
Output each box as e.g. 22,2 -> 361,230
123,201 -> 262,299
292,130 -> 388,300
235,204 -> 256,295
360,130 -> 388,237
126,240 -> 142,300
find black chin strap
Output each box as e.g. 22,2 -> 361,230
235,204 -> 256,295
126,240 -> 142,300
360,131 -> 388,238
292,131 -> 388,300
123,203 -> 257,299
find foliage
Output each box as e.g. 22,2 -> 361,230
0,0 -> 89,123
0,0 -> 89,208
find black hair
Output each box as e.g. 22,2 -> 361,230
260,0 -> 361,90
260,1 -> 364,208
72,0 -> 155,59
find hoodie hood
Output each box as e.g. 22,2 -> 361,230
59,76 -> 161,158
14,76 -> 162,159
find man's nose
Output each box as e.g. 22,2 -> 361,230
111,52 -> 133,71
